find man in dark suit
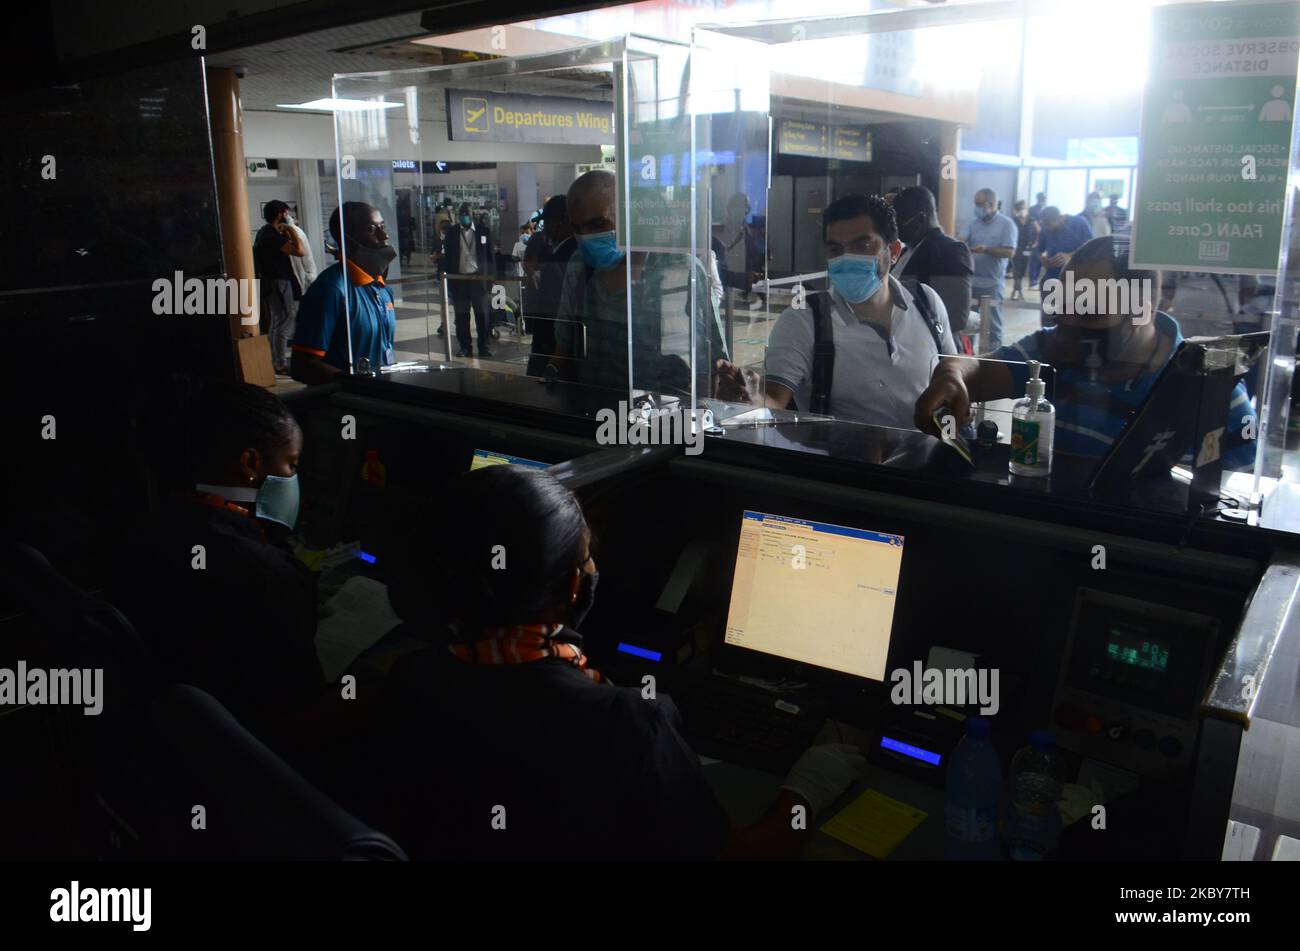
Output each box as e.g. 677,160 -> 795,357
441,202 -> 495,358
892,186 -> 974,342
525,195 -> 577,377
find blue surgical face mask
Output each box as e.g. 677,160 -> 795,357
974,204 -> 989,220
460,215 -> 472,227
828,253 -> 883,304
576,230 -> 624,272
255,473 -> 300,530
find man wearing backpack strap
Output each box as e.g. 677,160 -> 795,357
714,194 -> 955,428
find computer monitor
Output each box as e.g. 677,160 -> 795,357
723,511 -> 904,682
470,448 -> 549,471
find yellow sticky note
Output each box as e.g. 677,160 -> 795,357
821,789 -> 928,859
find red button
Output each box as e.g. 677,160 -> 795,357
1055,704 -> 1084,730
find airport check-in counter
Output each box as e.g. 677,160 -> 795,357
285,366 -> 1300,861
306,11 -> 1300,860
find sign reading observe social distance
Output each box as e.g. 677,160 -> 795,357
1130,0 -> 1300,275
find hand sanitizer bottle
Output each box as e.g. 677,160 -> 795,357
1009,360 -> 1054,477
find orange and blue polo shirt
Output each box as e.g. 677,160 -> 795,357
292,260 -> 396,372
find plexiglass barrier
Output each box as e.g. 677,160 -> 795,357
331,36 -> 722,424
691,0 -> 1299,527
322,0 -> 1300,532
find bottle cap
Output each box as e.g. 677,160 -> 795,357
977,419 -> 999,446
1026,360 -> 1045,401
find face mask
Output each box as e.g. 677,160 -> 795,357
569,569 -> 599,629
255,473 -> 300,530
460,215 -> 472,227
283,214 -> 294,226
521,234 -> 530,243
974,205 -> 990,220
346,238 -> 397,276
577,231 -> 625,272
828,253 -> 883,304
1088,200 -> 1102,213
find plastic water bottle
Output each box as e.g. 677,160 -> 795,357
944,717 -> 1002,860
1004,729 -> 1066,861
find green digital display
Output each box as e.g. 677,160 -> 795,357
1106,629 -> 1169,672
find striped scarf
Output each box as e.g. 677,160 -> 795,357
448,624 -> 602,683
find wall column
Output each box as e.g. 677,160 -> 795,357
297,158 -> 326,270
938,123 -> 960,236
206,66 -> 274,386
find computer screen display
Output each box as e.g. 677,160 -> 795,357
723,511 -> 904,681
470,449 -> 550,471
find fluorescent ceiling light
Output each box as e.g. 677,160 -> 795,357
412,26 -> 588,56
277,98 -> 403,112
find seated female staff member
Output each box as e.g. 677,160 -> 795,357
914,235 -> 1257,469
113,380 -> 326,735
370,465 -> 862,860
289,201 -> 397,383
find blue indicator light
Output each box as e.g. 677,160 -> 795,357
880,735 -> 941,766
358,551 -> 377,565
616,642 -> 662,662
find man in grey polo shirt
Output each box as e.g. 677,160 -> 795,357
962,188 -> 1018,351
714,194 -> 954,430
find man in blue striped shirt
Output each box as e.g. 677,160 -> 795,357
915,236 -> 1256,471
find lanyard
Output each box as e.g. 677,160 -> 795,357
358,284 -> 387,353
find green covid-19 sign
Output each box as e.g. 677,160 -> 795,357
1131,1 -> 1300,274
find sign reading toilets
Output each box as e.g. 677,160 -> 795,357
1131,1 -> 1300,274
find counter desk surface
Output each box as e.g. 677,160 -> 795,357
339,368 -> 1283,561
317,368 -> 1300,861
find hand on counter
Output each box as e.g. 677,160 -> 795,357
781,743 -> 866,817
713,358 -> 762,403
914,359 -> 973,436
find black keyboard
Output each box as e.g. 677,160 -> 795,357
672,675 -> 825,775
